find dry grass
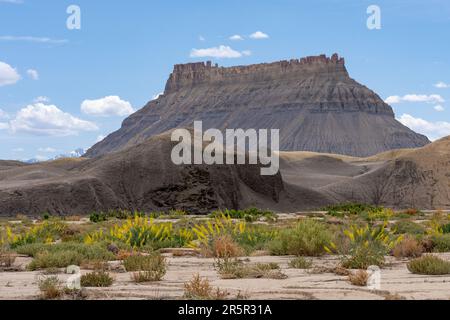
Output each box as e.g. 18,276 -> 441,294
184,274 -> 229,300
0,250 -> 16,268
348,270 -> 369,287
393,236 -> 423,258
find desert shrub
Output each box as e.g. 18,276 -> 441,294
184,274 -> 229,300
0,247 -> 16,268
431,234 -> 450,252
392,236 -> 423,258
327,223 -> 402,269
269,219 -> 331,256
81,271 -> 114,287
348,270 -> 369,286
324,203 -> 383,216
407,255 -> 450,275
441,223 -> 450,234
214,258 -> 286,279
393,220 -> 426,235
289,257 -> 313,269
200,234 -> 243,258
211,208 -> 276,222
124,254 -> 167,282
28,250 -> 84,270
38,276 -> 63,300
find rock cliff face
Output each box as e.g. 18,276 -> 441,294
85,54 -> 430,158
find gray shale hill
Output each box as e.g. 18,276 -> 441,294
86,53 -> 430,158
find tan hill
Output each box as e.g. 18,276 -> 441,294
85,54 -> 429,158
280,136 -> 450,209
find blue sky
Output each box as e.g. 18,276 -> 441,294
0,0 -> 449,160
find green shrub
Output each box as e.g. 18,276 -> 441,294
431,234 -> 450,252
124,254 -> 167,282
81,271 -> 114,287
28,250 -> 84,270
324,203 -> 382,216
441,223 -> 450,234
393,220 -> 426,235
269,219 -> 331,256
289,257 -> 313,269
327,223 -> 401,269
407,255 -> 450,275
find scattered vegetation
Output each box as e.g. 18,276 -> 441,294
0,248 -> 16,268
407,255 -> 450,275
210,208 -> 276,222
393,220 -> 426,235
184,274 -> 229,300
324,203 -> 383,217
269,219 -> 331,256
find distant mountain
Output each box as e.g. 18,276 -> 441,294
86,53 -> 430,158
24,148 -> 86,164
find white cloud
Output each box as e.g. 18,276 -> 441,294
81,96 -> 134,117
398,113 -> 450,141
229,34 -> 244,41
38,147 -> 57,153
34,96 -> 49,103
26,69 -> 39,80
0,122 -> 8,130
190,45 -> 248,59
0,61 -> 21,86
0,36 -> 68,44
434,82 -> 450,89
434,105 -> 445,112
0,108 -> 9,119
9,103 -> 98,136
249,31 -> 269,39
242,50 -> 252,56
385,94 -> 445,105
199,35 -> 206,41
12,148 -> 24,152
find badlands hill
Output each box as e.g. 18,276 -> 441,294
86,54 -> 429,158
0,133 -> 448,216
